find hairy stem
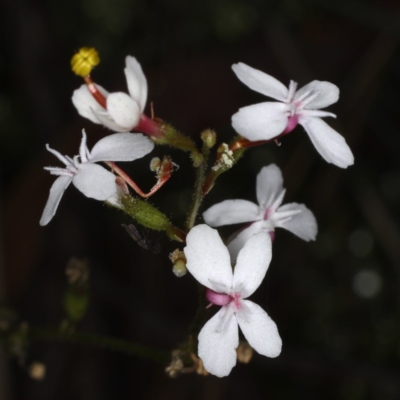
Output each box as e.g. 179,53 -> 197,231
185,143 -> 210,231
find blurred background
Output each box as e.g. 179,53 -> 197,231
1,0 -> 400,398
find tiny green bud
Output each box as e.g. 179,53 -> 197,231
200,129 -> 217,149
172,260 -> 187,277
64,287 -> 89,322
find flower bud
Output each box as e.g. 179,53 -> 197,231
172,260 -> 187,277
29,362 -> 46,380
150,157 -> 161,172
170,249 -> 187,277
236,342 -> 253,364
64,258 -> 90,323
200,129 -> 217,149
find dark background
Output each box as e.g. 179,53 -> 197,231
1,0 -> 400,398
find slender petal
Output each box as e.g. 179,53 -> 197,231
273,203 -> 317,241
106,92 -> 141,131
89,133 -> 154,162
40,175 -> 72,226
203,200 -> 260,227
236,300 -> 282,358
294,81 -> 339,109
72,84 -> 109,124
256,164 -> 284,209
300,117 -> 354,168
232,63 -> 288,102
232,102 -> 288,141
227,220 -> 269,262
72,163 -> 117,200
233,232 -> 272,298
125,56 -> 148,112
184,225 -> 233,292
198,307 -> 239,377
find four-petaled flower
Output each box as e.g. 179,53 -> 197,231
203,164 -> 317,261
40,130 -> 154,226
72,56 -> 148,133
231,63 -> 354,168
184,224 -> 282,377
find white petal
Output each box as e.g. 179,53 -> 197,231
273,203 -> 318,241
198,307 -> 239,377
72,163 -> 117,200
203,200 -> 260,227
184,225 -> 233,292
232,63 -> 288,101
40,175 -> 72,226
124,56 -> 148,112
236,300 -> 282,358
233,231 -> 272,298
106,92 -> 141,131
232,102 -> 288,141
300,117 -> 354,168
89,133 -> 154,162
295,80 -> 339,109
72,84 -> 109,124
94,110 -> 129,132
256,164 -> 284,209
227,220 -> 269,263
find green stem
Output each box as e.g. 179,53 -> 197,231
29,327 -> 169,363
185,144 -> 209,231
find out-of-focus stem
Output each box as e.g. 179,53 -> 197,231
29,327 -> 169,363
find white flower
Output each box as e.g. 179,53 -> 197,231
40,130 -> 154,226
72,56 -> 147,132
184,224 -> 282,377
231,63 -> 354,168
203,164 -> 317,261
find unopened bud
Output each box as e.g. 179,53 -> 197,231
237,342 -> 253,364
200,129 -> 217,149
29,362 -> 46,380
173,260 -> 187,277
71,47 -> 100,77
150,157 -> 161,172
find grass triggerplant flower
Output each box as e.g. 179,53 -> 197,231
231,62 -> 354,168
72,56 -> 152,134
40,130 -> 154,226
184,224 -> 282,377
203,164 -> 317,261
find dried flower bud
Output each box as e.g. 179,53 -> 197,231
236,342 -> 253,364
165,349 -> 184,378
200,129 -> 217,149
71,47 -> 100,77
150,157 -> 161,172
212,143 -> 234,172
66,257 -> 89,284
29,362 -> 46,380
190,353 -> 209,376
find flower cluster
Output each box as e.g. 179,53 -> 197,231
40,49 -> 354,378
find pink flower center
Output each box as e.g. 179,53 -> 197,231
282,114 -> 299,135
205,288 -> 242,309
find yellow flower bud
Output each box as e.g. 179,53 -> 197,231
71,47 -> 100,77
